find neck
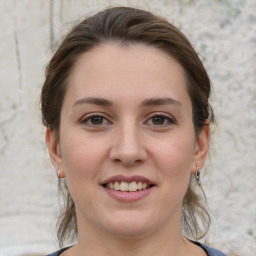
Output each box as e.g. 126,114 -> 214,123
72,212 -> 190,256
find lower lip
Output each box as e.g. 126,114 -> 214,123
103,186 -> 154,202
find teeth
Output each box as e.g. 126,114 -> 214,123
120,181 -> 129,191
106,181 -> 150,192
114,181 -> 120,190
142,182 -> 147,190
129,181 -> 137,192
137,181 -> 142,190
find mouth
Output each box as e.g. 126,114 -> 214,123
103,181 -> 154,192
101,175 -> 155,192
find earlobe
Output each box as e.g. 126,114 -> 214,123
193,121 -> 210,171
45,127 -> 63,172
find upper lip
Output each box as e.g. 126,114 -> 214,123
101,175 -> 155,185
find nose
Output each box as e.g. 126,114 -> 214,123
109,123 -> 147,166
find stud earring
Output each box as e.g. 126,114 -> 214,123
57,170 -> 62,178
195,165 -> 200,182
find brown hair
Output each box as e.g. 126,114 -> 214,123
41,6 -> 214,247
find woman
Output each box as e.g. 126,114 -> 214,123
41,6 -> 226,256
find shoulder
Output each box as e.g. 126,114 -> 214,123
194,241 -> 227,256
46,247 -> 70,256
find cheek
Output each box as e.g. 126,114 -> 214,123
155,132 -> 195,169
58,133 -> 110,209
60,132 -> 107,183
154,133 -> 195,192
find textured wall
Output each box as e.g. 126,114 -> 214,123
0,0 -> 255,255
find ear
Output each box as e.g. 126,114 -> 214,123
193,121 -> 210,173
45,127 -> 63,176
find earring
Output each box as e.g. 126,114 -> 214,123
57,170 -> 62,178
195,166 -> 200,182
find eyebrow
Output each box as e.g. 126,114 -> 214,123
72,96 -> 182,108
72,97 -> 114,108
140,97 -> 182,107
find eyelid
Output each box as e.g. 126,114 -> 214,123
145,112 -> 176,125
79,111 -> 176,126
80,112 -> 112,125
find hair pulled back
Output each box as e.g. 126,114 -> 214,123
41,6 -> 214,247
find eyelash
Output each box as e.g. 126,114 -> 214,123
80,113 -> 112,126
80,112 -> 176,127
145,112 -> 176,126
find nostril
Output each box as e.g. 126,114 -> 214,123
111,157 -> 143,166
109,137 -> 147,166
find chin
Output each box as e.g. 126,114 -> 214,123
100,211 -> 158,239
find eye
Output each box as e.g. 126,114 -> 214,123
146,114 -> 175,126
81,114 -> 111,126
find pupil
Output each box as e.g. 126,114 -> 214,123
153,116 -> 164,125
92,116 -> 103,125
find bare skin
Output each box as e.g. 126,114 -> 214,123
46,43 -> 209,256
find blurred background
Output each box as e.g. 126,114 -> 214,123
0,0 -> 255,255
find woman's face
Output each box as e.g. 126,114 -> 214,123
47,43 -> 209,238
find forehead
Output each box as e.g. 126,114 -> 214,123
65,43 -> 190,107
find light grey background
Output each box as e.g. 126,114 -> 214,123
0,0 -> 255,255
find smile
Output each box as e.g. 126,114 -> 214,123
101,175 -> 155,197
105,181 -> 152,192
